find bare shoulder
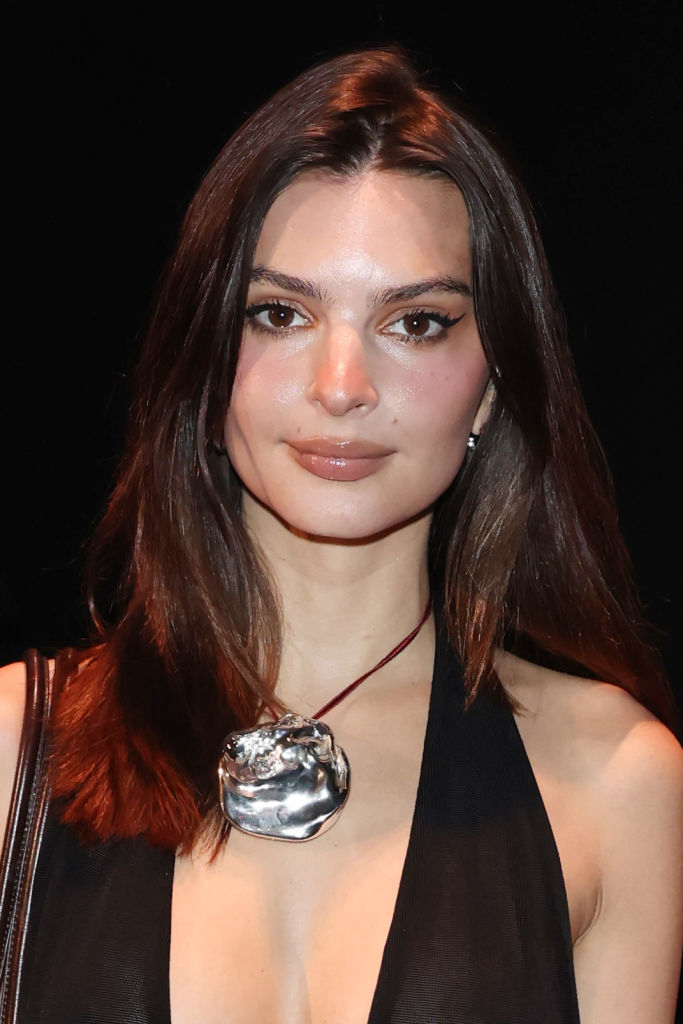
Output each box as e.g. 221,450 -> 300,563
495,648 -> 683,789
0,662 -> 28,767
0,661 -> 29,844
496,650 -> 683,1022
495,647 -> 683,867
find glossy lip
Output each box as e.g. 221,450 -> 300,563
287,437 -> 394,458
286,437 -> 395,481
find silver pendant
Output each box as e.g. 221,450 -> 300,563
218,712 -> 350,841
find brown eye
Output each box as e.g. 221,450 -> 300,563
402,313 -> 432,337
245,301 -> 309,333
267,306 -> 296,328
385,309 -> 464,343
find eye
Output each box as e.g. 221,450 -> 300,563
384,308 -> 465,343
245,301 -> 310,334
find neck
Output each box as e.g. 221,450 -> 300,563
242,494 -> 434,713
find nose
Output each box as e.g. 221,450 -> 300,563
306,325 -> 379,416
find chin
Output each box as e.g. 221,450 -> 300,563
247,491 -> 432,544
290,518 -> 409,543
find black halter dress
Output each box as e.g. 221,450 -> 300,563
18,615 -> 580,1023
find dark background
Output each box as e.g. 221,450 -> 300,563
4,2 -> 681,711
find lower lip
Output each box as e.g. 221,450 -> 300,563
290,449 -> 390,481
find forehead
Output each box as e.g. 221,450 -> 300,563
253,169 -> 471,292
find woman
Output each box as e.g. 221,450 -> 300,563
1,46 -> 682,1023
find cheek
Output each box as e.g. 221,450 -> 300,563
233,341 -> 304,412
224,342 -> 301,450
389,349 -> 490,442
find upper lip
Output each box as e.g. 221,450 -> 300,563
287,437 -> 394,458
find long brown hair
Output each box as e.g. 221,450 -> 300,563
50,46 -> 678,852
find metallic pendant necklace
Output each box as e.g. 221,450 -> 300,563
218,599 -> 432,842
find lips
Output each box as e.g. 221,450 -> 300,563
288,438 -> 393,458
287,437 -> 394,481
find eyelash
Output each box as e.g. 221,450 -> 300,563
244,301 -> 465,344
245,300 -> 308,335
394,308 -> 465,343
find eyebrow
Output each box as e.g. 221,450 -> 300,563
249,265 -> 471,307
250,266 -> 330,304
370,276 -> 472,305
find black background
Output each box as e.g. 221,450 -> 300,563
4,1 -> 681,712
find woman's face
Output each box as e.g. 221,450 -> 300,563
224,169 -> 491,541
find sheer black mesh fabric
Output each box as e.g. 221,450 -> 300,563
20,822 -> 173,1022
366,631 -> 580,1023
19,614 -> 579,1023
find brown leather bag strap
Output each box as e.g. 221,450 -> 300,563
0,650 -> 56,1023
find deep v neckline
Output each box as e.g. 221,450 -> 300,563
22,619 -> 580,1022
165,621 -> 445,1024
364,616 -> 448,1022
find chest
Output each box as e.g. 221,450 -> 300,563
169,703 -> 598,1024
23,667 -> 590,1024
169,694 -> 429,1024
170,825 -> 414,1024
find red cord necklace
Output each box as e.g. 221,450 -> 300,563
218,598 -> 433,841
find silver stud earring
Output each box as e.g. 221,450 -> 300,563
467,432 -> 479,450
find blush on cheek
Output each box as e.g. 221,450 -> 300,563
235,341 -> 307,409
397,358 -> 489,418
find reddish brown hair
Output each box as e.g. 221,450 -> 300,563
50,46 -> 677,852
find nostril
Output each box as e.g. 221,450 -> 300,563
307,348 -> 379,416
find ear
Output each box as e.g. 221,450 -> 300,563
472,379 -> 496,435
